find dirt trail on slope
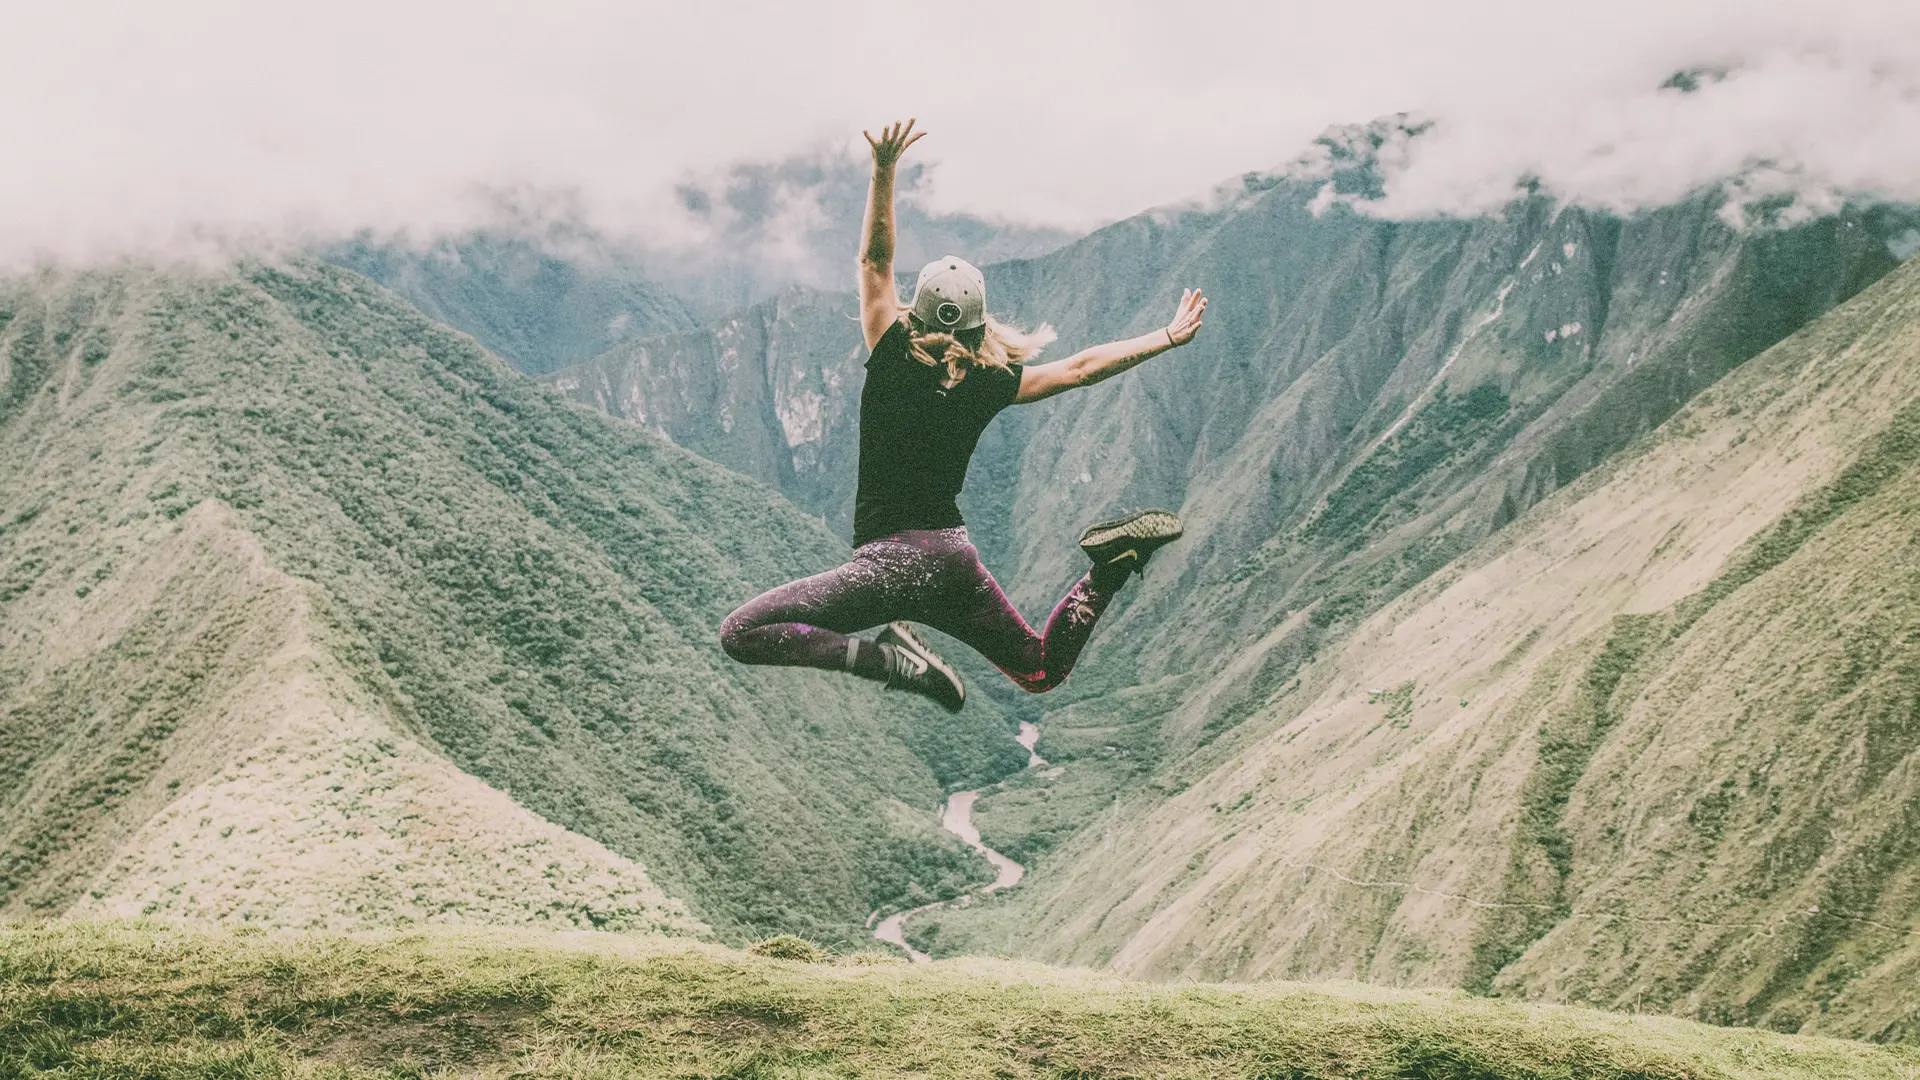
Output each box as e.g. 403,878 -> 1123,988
872,722 -> 1044,961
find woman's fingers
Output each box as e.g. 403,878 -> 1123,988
1166,288 -> 1208,345
868,119 -> 925,161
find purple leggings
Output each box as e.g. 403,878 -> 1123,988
719,527 -> 1124,693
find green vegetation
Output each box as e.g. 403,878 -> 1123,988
1470,352 -> 1920,1021
1467,616 -> 1665,994
885,240 -> 1920,1039
1303,384 -> 1513,549
327,233 -> 701,374
747,935 -> 830,962
1466,346 -> 1920,1000
7,921 -> 1916,1080
533,180 -> 1915,1005
0,261 -> 1010,946
1370,682 -> 1416,726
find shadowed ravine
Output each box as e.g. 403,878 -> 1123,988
872,722 -> 1043,961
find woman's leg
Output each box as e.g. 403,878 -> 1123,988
924,545 -> 1131,693
719,550 -> 908,677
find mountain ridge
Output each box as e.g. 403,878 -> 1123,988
536,166 -> 1920,1037
0,259 -> 1019,945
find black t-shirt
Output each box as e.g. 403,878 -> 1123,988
853,320 -> 1024,546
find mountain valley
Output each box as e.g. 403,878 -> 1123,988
529,131 -> 1920,1039
6,123 -> 1920,1048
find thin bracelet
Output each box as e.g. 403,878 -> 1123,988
1164,327 -> 1175,348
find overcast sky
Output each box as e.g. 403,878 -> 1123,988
6,0 -> 1919,266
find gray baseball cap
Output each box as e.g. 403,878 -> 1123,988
911,255 -> 986,332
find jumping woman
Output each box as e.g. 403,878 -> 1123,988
720,119 -> 1207,710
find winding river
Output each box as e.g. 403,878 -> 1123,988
871,722 -> 1043,962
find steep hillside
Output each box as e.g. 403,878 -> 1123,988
0,260 -> 1024,945
922,245 -> 1920,1042
980,180 -> 1907,661
7,921 -> 1917,1080
543,285 -> 868,537
0,497 -> 701,938
326,233 -> 703,374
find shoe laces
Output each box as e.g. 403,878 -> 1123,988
881,642 -> 929,685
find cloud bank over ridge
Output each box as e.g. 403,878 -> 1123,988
7,0 -> 1920,266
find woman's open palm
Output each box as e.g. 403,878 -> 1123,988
1168,288 -> 1208,346
864,119 -> 926,170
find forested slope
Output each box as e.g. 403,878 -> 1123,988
0,260 -> 1022,945
543,285 -> 868,537
327,233 -> 702,375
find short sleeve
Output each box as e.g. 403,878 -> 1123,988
865,320 -> 911,370
986,361 -> 1024,412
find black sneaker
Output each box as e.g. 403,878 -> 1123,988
876,622 -> 965,713
1078,509 -> 1184,575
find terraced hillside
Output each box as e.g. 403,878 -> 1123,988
924,241 -> 1920,1043
0,260 -> 1023,945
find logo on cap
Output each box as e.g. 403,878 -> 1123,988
935,301 -> 964,327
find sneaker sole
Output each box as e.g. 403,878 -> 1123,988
878,622 -> 965,712
1079,509 -> 1184,558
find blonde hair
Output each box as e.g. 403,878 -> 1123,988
904,312 -> 1056,378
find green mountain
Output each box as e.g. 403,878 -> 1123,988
924,243 -> 1920,1043
539,129 -> 1920,1038
326,232 -> 703,374
0,259 -> 1026,946
542,285 -> 869,538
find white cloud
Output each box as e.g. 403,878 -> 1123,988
5,0 -> 1919,267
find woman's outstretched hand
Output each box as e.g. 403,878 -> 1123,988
1166,288 -> 1208,347
864,119 -> 926,172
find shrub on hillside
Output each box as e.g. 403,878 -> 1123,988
747,935 -> 828,962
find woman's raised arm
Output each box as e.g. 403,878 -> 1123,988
858,119 -> 925,349
1013,288 -> 1207,404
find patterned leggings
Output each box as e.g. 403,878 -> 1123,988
719,527 -> 1125,693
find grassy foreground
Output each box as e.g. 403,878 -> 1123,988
4,923 -> 1917,1079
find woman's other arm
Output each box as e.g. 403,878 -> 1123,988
1013,288 -> 1207,404
858,119 -> 925,349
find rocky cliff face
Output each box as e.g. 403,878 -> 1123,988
543,285 -> 870,538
